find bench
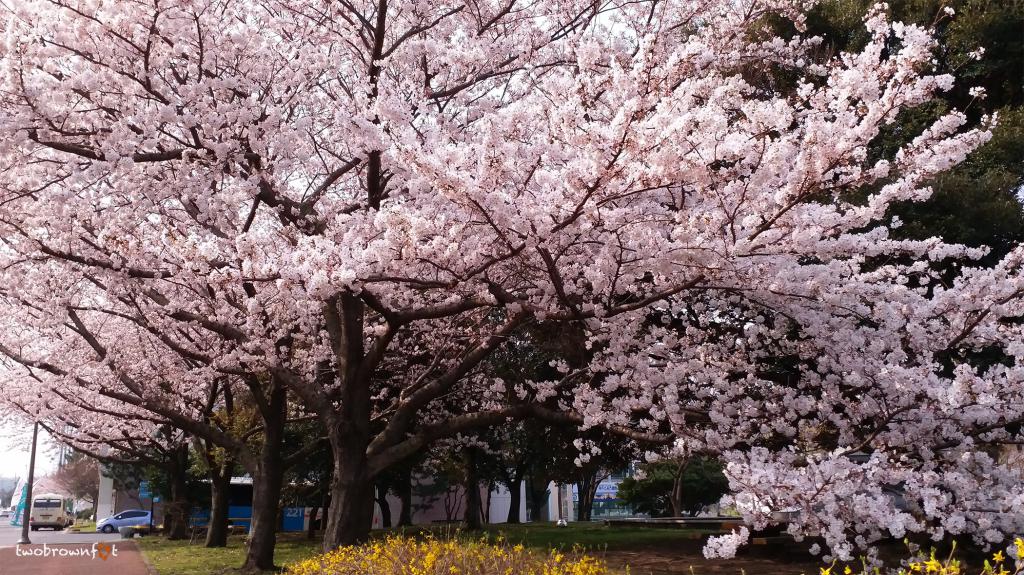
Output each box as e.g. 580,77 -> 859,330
189,519 -> 250,544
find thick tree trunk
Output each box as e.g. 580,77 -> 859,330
375,485 -> 392,529
244,462 -> 284,571
320,293 -> 375,550
397,469 -> 412,527
527,474 -> 549,522
506,473 -> 522,524
205,472 -> 231,547
463,449 -> 482,530
322,456 -> 374,549
241,382 -> 287,572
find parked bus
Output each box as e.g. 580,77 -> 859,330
30,493 -> 74,531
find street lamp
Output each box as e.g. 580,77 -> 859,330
16,421 -> 39,545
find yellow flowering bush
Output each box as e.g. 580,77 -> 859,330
285,535 -> 609,575
818,538 -> 1024,575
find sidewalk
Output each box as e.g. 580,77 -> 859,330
0,541 -> 151,575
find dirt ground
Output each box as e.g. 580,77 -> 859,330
600,537 -> 992,575
600,539 -> 826,575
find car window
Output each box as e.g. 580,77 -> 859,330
124,511 -> 146,518
113,513 -> 124,519
34,499 -> 61,508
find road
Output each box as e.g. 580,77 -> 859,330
0,524 -> 121,546
0,524 -> 150,575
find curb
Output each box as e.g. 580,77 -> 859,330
132,541 -> 160,575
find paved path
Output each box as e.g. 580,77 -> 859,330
0,541 -> 151,575
0,525 -> 149,575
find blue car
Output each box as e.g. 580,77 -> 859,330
96,509 -> 151,533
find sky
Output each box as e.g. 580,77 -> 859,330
0,419 -> 59,482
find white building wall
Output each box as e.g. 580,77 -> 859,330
487,482 -> 526,524
545,482 -> 574,522
95,465 -> 114,521
369,481 -> 533,527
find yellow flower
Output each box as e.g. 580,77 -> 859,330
992,550 -> 1004,563
844,567 -> 853,575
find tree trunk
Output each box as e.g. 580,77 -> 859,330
165,476 -> 189,539
463,448 -> 482,530
669,476 -> 682,517
527,474 -> 549,522
669,459 -> 689,518
506,473 -> 522,524
241,381 -> 287,572
307,502 -> 320,540
322,456 -> 374,550
165,449 -> 191,540
587,478 -> 600,520
576,473 -> 597,522
205,471 -> 231,547
244,462 -> 284,571
397,469 -> 412,527
321,292 -> 375,550
484,481 -> 492,524
375,485 -> 392,529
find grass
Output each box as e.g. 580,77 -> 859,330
136,522 -> 719,574
136,532 -> 321,574
69,520 -> 96,532
395,522 -> 714,552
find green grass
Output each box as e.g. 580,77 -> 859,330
69,521 -> 96,532
136,533 -> 320,574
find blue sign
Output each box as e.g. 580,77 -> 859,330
139,481 -> 151,499
595,481 -> 621,500
281,507 -> 304,532
153,496 -> 161,503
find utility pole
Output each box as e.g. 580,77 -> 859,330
17,421 -> 39,545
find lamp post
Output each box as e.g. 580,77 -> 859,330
17,421 -> 39,545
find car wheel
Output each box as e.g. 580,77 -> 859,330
30,526 -> 37,531
102,524 -> 115,533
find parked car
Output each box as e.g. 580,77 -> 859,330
0,508 -> 11,520
96,510 -> 151,533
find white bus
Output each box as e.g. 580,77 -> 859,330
30,493 -> 74,531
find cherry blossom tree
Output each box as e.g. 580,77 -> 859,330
0,314 -> 321,564
52,452 -> 100,511
1,0 -> 1021,562
0,385 -> 197,538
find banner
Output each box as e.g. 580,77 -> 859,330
10,476 -> 27,526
